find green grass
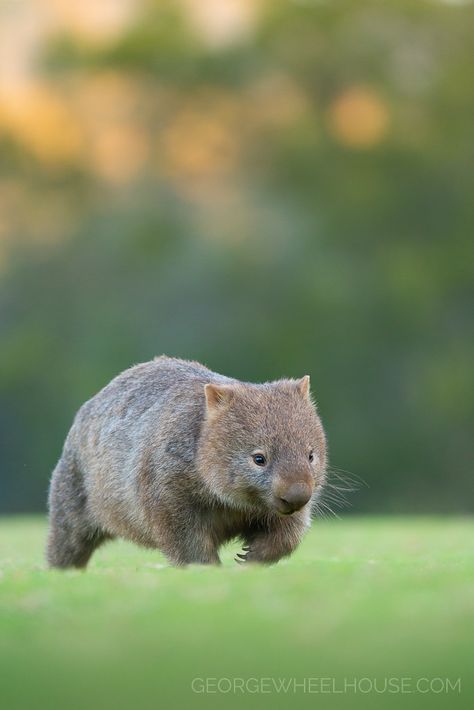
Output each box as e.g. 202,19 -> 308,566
0,516 -> 473,710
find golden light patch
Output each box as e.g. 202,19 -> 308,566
179,0 -> 260,49
89,124 -> 149,184
0,83 -> 83,165
74,72 -> 143,121
327,87 -> 389,149
158,93 -> 241,185
48,0 -> 139,45
73,73 -> 149,184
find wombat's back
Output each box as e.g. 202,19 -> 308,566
73,355 -> 227,443
61,356 -> 232,542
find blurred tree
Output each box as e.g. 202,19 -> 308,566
0,0 -> 473,512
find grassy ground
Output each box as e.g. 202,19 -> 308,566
0,516 -> 472,710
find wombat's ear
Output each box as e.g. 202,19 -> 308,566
204,383 -> 234,410
296,375 -> 311,399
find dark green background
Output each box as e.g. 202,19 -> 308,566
0,0 -> 472,513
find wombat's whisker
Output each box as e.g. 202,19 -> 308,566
323,482 -> 352,497
314,500 -> 340,520
319,496 -> 349,512
327,467 -> 369,488
325,481 -> 356,493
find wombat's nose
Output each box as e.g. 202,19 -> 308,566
276,482 -> 312,514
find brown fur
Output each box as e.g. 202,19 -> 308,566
46,356 -> 326,568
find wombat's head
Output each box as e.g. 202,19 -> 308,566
197,377 -> 326,516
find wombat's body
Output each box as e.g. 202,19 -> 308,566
47,356 -> 326,568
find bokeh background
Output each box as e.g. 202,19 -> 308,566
0,0 -> 472,515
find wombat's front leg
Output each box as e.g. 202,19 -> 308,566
239,512 -> 309,564
164,540 -> 221,567
156,511 -> 221,567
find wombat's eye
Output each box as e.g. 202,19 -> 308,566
309,451 -> 314,463
252,453 -> 267,467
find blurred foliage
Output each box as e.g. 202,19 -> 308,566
0,0 -> 472,513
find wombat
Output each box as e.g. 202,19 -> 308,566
47,356 -> 327,568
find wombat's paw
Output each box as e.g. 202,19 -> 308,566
234,546 -> 250,564
234,545 -> 272,564
235,536 -> 296,564
239,547 -> 264,563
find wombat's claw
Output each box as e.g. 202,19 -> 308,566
242,546 -> 250,552
235,552 -> 248,563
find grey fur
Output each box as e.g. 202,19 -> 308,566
47,356 -> 326,568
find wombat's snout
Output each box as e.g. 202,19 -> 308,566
273,481 -> 313,514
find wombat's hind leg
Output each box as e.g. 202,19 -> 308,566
47,520 -> 110,569
47,455 -> 111,569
